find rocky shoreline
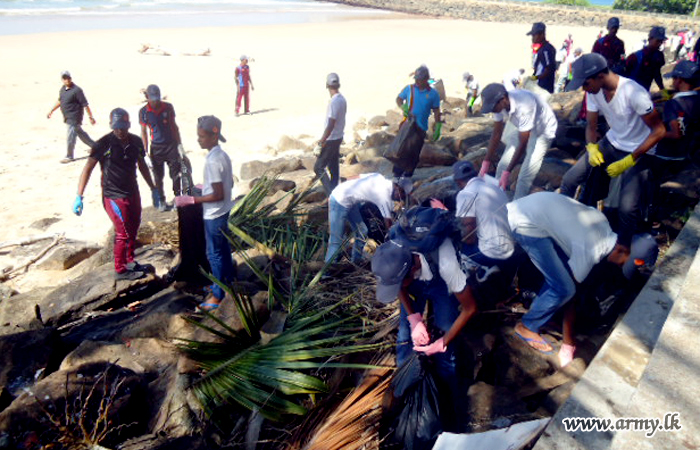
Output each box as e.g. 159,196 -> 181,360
327,0 -> 698,32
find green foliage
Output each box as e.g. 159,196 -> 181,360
612,0 -> 694,15
544,0 -> 592,6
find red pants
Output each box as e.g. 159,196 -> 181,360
236,85 -> 250,114
103,195 -> 141,273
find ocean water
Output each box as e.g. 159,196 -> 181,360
0,0 -> 391,34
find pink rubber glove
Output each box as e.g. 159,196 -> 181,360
174,195 -> 195,208
407,313 -> 430,346
479,160 -> 491,177
429,198 -> 448,210
413,337 -> 447,356
559,343 -> 576,367
499,170 -> 511,191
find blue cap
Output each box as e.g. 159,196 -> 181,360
566,53 -> 608,92
480,83 -> 508,114
414,65 -> 430,81
527,22 -> 546,36
607,17 -> 620,29
622,233 -> 659,279
110,108 -> 130,130
372,241 -> 413,303
649,26 -> 667,41
453,161 -> 477,182
664,60 -> 699,80
146,84 -> 161,101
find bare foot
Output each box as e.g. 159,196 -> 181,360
515,322 -> 553,353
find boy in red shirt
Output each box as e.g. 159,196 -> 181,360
235,55 -> 254,116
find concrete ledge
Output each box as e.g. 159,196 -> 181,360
533,205 -> 700,450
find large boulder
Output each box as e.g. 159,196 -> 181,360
0,328 -> 62,398
364,131 -> 395,149
417,143 -> 458,167
277,135 -> 310,153
239,157 -> 305,180
36,240 -> 101,271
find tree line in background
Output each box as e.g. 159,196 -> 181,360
545,0 -> 695,15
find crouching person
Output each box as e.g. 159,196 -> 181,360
175,116 -> 235,312
506,192 -> 658,365
371,235 -> 478,430
325,174 -> 411,264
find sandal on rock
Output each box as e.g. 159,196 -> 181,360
514,330 -> 554,355
196,302 -> 220,313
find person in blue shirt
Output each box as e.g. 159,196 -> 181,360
393,65 -> 442,178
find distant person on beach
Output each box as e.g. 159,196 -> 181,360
479,83 -> 557,199
625,26 -> 667,92
73,108 -> 157,281
139,84 -> 183,211
235,55 -> 254,116
463,72 -> 480,116
314,73 -> 347,195
394,65 -> 442,178
174,116 -> 236,312
47,70 -> 96,164
527,22 -> 557,93
561,53 -> 665,249
503,68 -> 525,91
556,47 -> 583,93
592,17 -> 626,74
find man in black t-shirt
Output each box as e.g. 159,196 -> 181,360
74,108 -> 158,281
527,22 -> 557,93
47,71 -> 96,164
626,26 -> 667,92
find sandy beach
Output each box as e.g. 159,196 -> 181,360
0,12 -> 647,275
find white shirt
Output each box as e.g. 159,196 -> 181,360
506,192 -> 618,282
202,145 -> 234,220
466,79 -> 480,95
455,176 -> 514,260
586,76 -> 655,154
503,70 -> 522,91
493,89 -> 558,139
330,173 -> 394,218
325,92 -> 347,141
411,238 -> 467,294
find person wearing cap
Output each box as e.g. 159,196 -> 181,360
325,174 -> 410,264
314,73 -> 347,195
174,116 -> 235,311
73,108 -> 158,281
139,84 -> 183,211
625,26 -> 667,92
479,83 -> 557,199
561,53 -> 665,249
555,47 -> 583,93
47,71 -> 97,164
453,161 -> 515,268
506,191 -> 657,365
371,236 -> 478,425
654,61 -> 700,181
235,55 -> 254,116
527,22 -> 557,93
592,17 -> 626,74
393,65 -> 442,178
463,72 -> 480,117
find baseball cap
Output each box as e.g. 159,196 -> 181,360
240,54 -> 248,61
146,84 -> 161,101
480,83 -> 508,114
61,70 -> 71,79
607,17 -> 620,29
462,72 -> 472,82
197,115 -> 227,143
566,53 -> 608,92
395,177 -> 413,196
622,233 -> 659,279
453,160 -> 477,182
326,72 -> 340,87
664,60 -> 700,80
414,65 -> 430,81
372,240 -> 414,303
649,26 -> 667,41
110,108 -> 130,130
526,22 -> 546,36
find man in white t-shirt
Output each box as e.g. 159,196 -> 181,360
507,192 -> 657,365
503,69 -> 525,91
325,174 -> 411,264
175,116 -> 235,311
561,53 -> 665,249
463,72 -> 480,116
478,83 -> 557,199
314,73 -> 347,195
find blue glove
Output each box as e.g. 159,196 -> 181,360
151,189 -> 161,208
73,195 -> 83,216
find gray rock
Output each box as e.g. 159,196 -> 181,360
36,240 -> 101,271
239,157 -> 305,180
277,135 -> 310,152
368,115 -> 389,128
29,217 -> 61,231
0,328 -> 61,397
417,143 -> 457,167
59,338 -> 177,375
364,131 -> 394,149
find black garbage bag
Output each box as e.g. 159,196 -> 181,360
384,353 -> 443,450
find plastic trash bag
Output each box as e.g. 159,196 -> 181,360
385,353 -> 443,450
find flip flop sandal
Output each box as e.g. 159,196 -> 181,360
514,330 -> 554,355
196,302 -> 220,313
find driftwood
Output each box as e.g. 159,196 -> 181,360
0,234 -> 64,281
0,232 -> 62,251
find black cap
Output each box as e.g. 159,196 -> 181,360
664,60 -> 700,80
607,17 -> 620,29
110,108 -> 130,130
372,241 -> 413,304
480,83 -> 508,114
526,22 -> 546,36
649,26 -> 667,41
197,115 -> 227,143
566,53 -> 608,92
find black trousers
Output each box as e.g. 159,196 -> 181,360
392,126 -> 427,178
150,142 -> 182,198
314,138 -> 341,195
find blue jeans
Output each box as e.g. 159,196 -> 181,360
204,212 -> 235,301
513,232 -> 576,333
325,197 -> 367,263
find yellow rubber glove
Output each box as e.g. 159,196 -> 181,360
586,143 -> 605,167
529,75 -> 538,81
606,154 -> 636,178
660,89 -> 672,101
